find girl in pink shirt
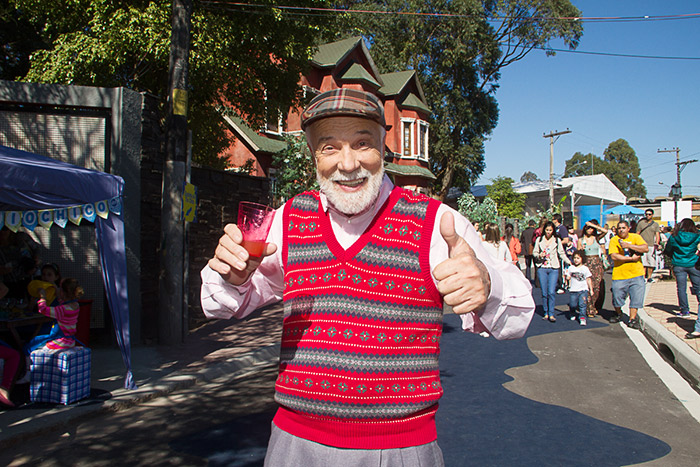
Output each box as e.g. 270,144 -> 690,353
24,278 -> 84,353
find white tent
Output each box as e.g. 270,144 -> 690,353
513,174 -> 626,221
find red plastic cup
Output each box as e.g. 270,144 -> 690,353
238,201 -> 275,258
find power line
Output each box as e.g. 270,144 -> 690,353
201,2 -> 700,23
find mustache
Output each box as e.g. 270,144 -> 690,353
326,168 -> 373,182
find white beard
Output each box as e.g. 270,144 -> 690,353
318,166 -> 384,215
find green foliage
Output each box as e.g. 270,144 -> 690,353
486,176 -> 525,218
229,158 -> 257,176
603,139 -> 646,198
457,192 -> 498,225
6,0 -> 334,168
563,140 -> 646,198
271,134 -> 318,202
564,152 -> 601,177
520,171 -> 539,183
340,0 -> 583,199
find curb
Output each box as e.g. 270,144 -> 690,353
638,308 -> 700,390
0,344 -> 280,449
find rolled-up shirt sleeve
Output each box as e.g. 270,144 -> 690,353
430,205 -> 535,340
200,205 -> 285,320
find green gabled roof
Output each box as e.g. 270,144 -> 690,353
401,92 -> 431,114
312,37 -> 362,67
340,63 -> 382,87
378,70 -> 415,96
384,162 -> 436,180
224,115 -> 287,154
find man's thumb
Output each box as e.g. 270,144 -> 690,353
440,211 -> 472,257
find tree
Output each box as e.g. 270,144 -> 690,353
341,0 -> 583,199
603,139 -> 646,198
457,192 -> 498,225
564,152 -> 603,177
486,176 -> 526,218
520,171 -> 539,183
4,0 -> 334,168
271,134 -> 318,203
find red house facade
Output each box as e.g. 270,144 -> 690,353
221,37 -> 436,196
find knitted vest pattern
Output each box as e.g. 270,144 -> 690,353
273,186 -> 444,449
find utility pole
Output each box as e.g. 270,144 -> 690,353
159,0 -> 192,345
657,147 -> 698,225
543,129 -> 571,212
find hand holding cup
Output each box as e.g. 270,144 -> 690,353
208,202 -> 277,286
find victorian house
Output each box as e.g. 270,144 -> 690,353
219,37 -> 436,197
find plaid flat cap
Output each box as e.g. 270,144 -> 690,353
301,88 -> 387,130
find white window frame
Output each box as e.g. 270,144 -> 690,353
417,120 -> 429,161
401,117 -> 416,158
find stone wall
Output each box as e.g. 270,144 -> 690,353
139,94 -> 270,342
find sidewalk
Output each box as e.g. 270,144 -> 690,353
0,302 -> 284,448
640,276 -> 700,388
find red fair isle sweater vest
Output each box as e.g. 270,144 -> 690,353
273,186 -> 444,449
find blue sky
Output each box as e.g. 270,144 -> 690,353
478,1 -> 700,199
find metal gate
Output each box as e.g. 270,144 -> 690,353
0,104 -> 109,329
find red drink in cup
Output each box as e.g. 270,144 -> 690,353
238,201 -> 275,259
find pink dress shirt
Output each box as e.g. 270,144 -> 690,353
201,176 -> 534,340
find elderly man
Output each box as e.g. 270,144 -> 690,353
201,89 -> 534,466
608,220 -> 649,329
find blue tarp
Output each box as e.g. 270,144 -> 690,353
0,145 -> 135,389
602,205 -> 645,216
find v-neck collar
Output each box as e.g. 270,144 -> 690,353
319,184 -> 400,262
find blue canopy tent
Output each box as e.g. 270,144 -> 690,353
0,145 -> 135,389
603,205 -> 645,216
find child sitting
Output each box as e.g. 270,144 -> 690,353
16,279 -> 84,384
565,250 -> 594,326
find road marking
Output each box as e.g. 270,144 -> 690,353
621,321 -> 700,423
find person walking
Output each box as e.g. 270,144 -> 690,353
201,88 -> 535,465
636,209 -> 661,283
662,218 -> 700,322
552,214 -> 571,294
533,221 -> 571,322
608,220 -> 648,329
502,223 -> 522,266
564,250 -> 594,326
481,223 -> 509,262
520,220 -> 536,281
578,220 -> 607,317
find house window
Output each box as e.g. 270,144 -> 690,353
418,121 -> 429,160
266,113 -> 283,134
401,118 -> 415,157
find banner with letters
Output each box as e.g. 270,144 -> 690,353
0,197 -> 122,232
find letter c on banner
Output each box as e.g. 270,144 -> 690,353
39,210 -> 54,229
82,203 -> 96,223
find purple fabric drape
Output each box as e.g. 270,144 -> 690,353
0,145 -> 135,389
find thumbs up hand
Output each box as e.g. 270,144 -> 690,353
432,211 -> 491,314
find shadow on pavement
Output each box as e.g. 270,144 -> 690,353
438,304 -> 670,466
171,410 -> 276,467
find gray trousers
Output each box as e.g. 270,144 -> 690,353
264,423 -> 445,467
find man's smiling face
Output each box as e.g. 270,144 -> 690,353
307,116 -> 385,215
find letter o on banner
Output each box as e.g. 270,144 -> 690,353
22,210 -> 38,231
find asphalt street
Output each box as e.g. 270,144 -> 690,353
3,277 -> 700,466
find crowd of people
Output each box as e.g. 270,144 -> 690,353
473,208 -> 698,331
0,227 -> 84,408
